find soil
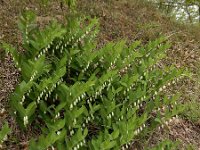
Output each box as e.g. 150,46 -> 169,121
0,0 -> 199,149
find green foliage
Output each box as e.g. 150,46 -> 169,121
2,10 -> 190,150
185,0 -> 200,5
181,66 -> 200,123
181,99 -> 200,122
0,122 -> 11,145
148,139 -> 179,150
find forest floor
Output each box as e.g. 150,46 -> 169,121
0,0 -> 200,149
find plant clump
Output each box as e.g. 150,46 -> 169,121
1,9 -> 190,150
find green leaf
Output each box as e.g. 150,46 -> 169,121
26,102 -> 37,117
111,129 -> 119,140
0,122 -> 11,143
101,140 -> 116,150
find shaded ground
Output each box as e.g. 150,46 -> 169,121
149,118 -> 200,149
0,0 -> 200,149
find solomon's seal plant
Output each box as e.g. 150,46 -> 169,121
0,122 -> 11,149
2,10 -> 190,150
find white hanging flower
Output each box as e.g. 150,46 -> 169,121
137,99 -> 140,104
23,116 -> 28,126
51,146 -> 55,150
88,117 -> 91,121
37,97 -> 40,103
56,131 -> 61,135
70,130 -> 74,136
70,104 -> 73,109
140,126 -> 143,131
134,130 -> 137,135
74,119 -> 77,124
